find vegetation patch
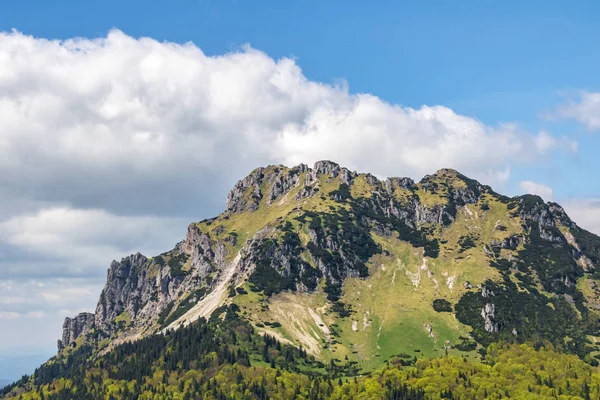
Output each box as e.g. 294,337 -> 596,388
458,234 -> 478,253
432,299 -> 453,312
454,337 -> 477,351
331,301 -> 354,318
248,234 -> 320,296
455,279 -> 600,359
329,183 -> 352,202
168,253 -> 190,278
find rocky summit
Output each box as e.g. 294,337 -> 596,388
5,160 -> 600,399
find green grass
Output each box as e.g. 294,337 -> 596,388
336,239 -> 476,370
115,311 -> 131,326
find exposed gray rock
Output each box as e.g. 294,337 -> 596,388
424,323 -> 434,337
312,160 -> 340,178
295,163 -> 310,174
226,168 -> 264,213
183,224 -> 213,258
564,293 -> 575,304
58,312 -> 95,351
340,168 -> 355,185
518,197 -> 566,244
449,185 -> 481,206
561,276 -> 575,289
481,303 -> 499,333
364,173 -> 379,186
483,245 -> 494,257
242,229 -> 319,292
547,202 -> 576,229
60,220 -> 239,352
224,232 -> 237,247
384,177 -> 415,194
415,202 -> 452,226
494,223 -> 508,231
501,235 -> 521,250
94,252 -> 151,332
183,223 -> 216,277
295,183 -> 317,201
385,198 -> 418,229
267,168 -> 302,205
304,224 -> 364,286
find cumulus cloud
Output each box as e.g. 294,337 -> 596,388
0,29 -> 582,354
0,277 -> 104,352
0,207 -> 188,278
563,198 -> 600,236
519,180 -> 554,201
534,131 -> 578,154
556,92 -> 600,131
0,29 -> 571,218
0,278 -> 101,315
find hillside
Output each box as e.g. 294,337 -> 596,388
4,160 -> 600,399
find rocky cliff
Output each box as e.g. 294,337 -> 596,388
57,312 -> 95,351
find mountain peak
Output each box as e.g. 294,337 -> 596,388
312,160 -> 341,176
434,167 -> 460,176
420,167 -> 478,187
37,161 -> 600,391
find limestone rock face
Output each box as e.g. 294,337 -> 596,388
226,168 -> 265,213
339,168 -> 356,185
518,196 -> 567,244
311,160 -> 340,178
226,164 -> 314,212
57,312 -> 95,351
267,165 -> 305,205
481,303 -> 499,333
94,252 -> 149,331
183,223 -> 216,277
58,197 -> 250,351
384,177 -> 415,194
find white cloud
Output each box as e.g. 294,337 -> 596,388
556,91 -> 600,131
0,312 -> 19,320
0,278 -> 102,314
519,180 -> 554,201
0,207 -> 188,278
0,29 -> 571,221
534,131 -> 578,154
563,198 -> 600,236
24,311 -> 46,319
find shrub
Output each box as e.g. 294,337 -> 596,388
432,299 -> 453,312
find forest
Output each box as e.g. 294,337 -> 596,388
4,304 -> 600,400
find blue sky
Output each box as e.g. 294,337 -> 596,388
1,0 -> 600,380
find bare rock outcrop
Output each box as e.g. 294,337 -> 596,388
57,312 -> 95,351
481,303 -> 499,333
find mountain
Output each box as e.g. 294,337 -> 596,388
5,160 -> 600,399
